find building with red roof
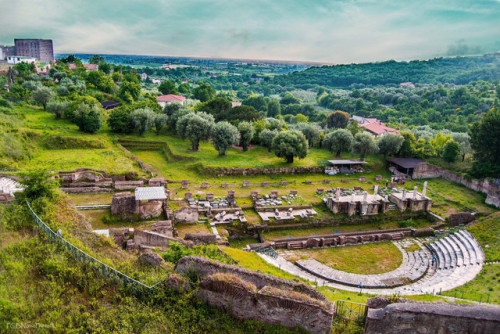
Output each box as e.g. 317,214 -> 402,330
353,115 -> 399,137
157,94 -> 186,108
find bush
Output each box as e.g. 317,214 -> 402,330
129,107 -> 156,136
211,121 -> 239,156
73,104 -> 102,133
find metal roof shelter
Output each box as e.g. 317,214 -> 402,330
135,187 -> 167,201
328,159 -> 367,165
387,158 -> 425,176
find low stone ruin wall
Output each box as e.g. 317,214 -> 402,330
449,212 -> 475,226
364,297 -> 500,334
175,256 -> 326,301
202,166 -> 325,177
173,206 -> 199,223
198,273 -> 334,334
133,230 -> 185,249
271,228 -> 412,250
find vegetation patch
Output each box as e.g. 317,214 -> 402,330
280,242 -> 403,275
41,134 -> 106,149
467,212 -> 500,262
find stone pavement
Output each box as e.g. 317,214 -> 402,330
257,230 -> 484,296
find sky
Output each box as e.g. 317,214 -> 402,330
1,0 -> 499,64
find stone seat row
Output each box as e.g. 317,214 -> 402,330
429,230 -> 483,271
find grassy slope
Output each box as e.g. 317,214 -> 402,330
441,213 -> 500,304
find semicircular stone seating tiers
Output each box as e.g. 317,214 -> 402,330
257,230 -> 485,296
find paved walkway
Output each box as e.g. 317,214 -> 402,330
257,230 -> 484,296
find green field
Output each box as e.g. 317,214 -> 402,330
279,242 -> 403,275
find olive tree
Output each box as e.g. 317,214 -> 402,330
260,129 -> 278,152
238,121 -> 255,151
177,112 -> 214,151
33,86 -> 54,110
129,107 -> 155,136
154,114 -> 168,135
323,129 -> 353,157
271,130 -> 308,163
326,110 -> 349,129
46,101 -> 70,119
377,133 -> 404,157
300,124 -> 321,148
211,121 -> 239,156
353,132 -> 378,160
74,104 -> 102,133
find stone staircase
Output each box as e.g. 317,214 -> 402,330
0,177 -> 23,196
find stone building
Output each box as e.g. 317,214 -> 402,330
326,186 -> 390,216
14,39 -> 54,62
390,182 -> 432,212
111,187 -> 168,219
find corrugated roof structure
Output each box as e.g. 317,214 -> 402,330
135,187 -> 167,201
328,160 -> 367,165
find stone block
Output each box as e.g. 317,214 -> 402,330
184,192 -> 192,199
280,181 -> 288,186
323,179 -> 330,184
242,180 -> 250,187
317,188 -> 324,193
304,180 -> 312,185
359,176 -> 366,182
181,180 -> 189,189
201,182 -> 209,189
207,193 -> 214,201
449,212 -> 475,226
290,190 -> 298,195
261,181 -> 269,187
221,183 -> 228,188
375,175 -> 382,181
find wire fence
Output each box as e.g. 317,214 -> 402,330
26,200 -> 164,295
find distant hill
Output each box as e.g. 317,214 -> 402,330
272,55 -> 500,89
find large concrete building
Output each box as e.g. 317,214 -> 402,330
14,39 -> 54,62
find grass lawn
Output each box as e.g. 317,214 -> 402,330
412,178 -> 495,218
228,237 -> 261,249
467,212 -> 500,262
279,242 -> 403,275
175,223 -> 212,238
441,264 -> 500,305
67,193 -> 115,205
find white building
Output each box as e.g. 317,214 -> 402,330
7,56 -> 37,65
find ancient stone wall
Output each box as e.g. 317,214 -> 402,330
61,187 -> 113,194
203,166 -> 325,177
111,192 -> 137,215
364,299 -> 500,334
175,256 -> 326,301
184,233 -> 217,245
134,230 -> 182,248
198,273 -> 334,334
173,206 -> 199,223
271,229 -> 411,250
449,212 -> 475,226
114,180 -> 144,190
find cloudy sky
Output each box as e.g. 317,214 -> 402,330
1,0 -> 499,63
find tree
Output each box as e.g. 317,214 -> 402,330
74,104 -> 102,133
450,132 -> 471,161
229,105 -> 262,122
177,112 -> 214,151
154,114 -> 168,135
300,124 -> 321,148
271,130 -> 308,163
470,107 -> 500,177
323,129 -> 353,157
267,99 -> 281,117
46,101 -> 70,119
295,113 -> 308,123
89,55 -> 104,64
195,97 -> 232,121
243,95 -> 267,113
193,83 -> 215,102
118,81 -> 141,102
353,133 -> 378,160
163,102 -> 181,116
167,108 -> 192,130
159,80 -> 178,95
398,131 -> 417,157
178,83 -> 191,96
326,110 -> 349,129
443,140 -> 460,163
238,121 -> 255,151
378,133 -> 405,158
260,129 -> 277,152
211,121 -> 239,156
18,168 -> 58,201
33,86 -> 54,110
280,92 -> 300,105
99,62 -> 111,75
129,108 -> 155,136
108,107 -> 133,133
